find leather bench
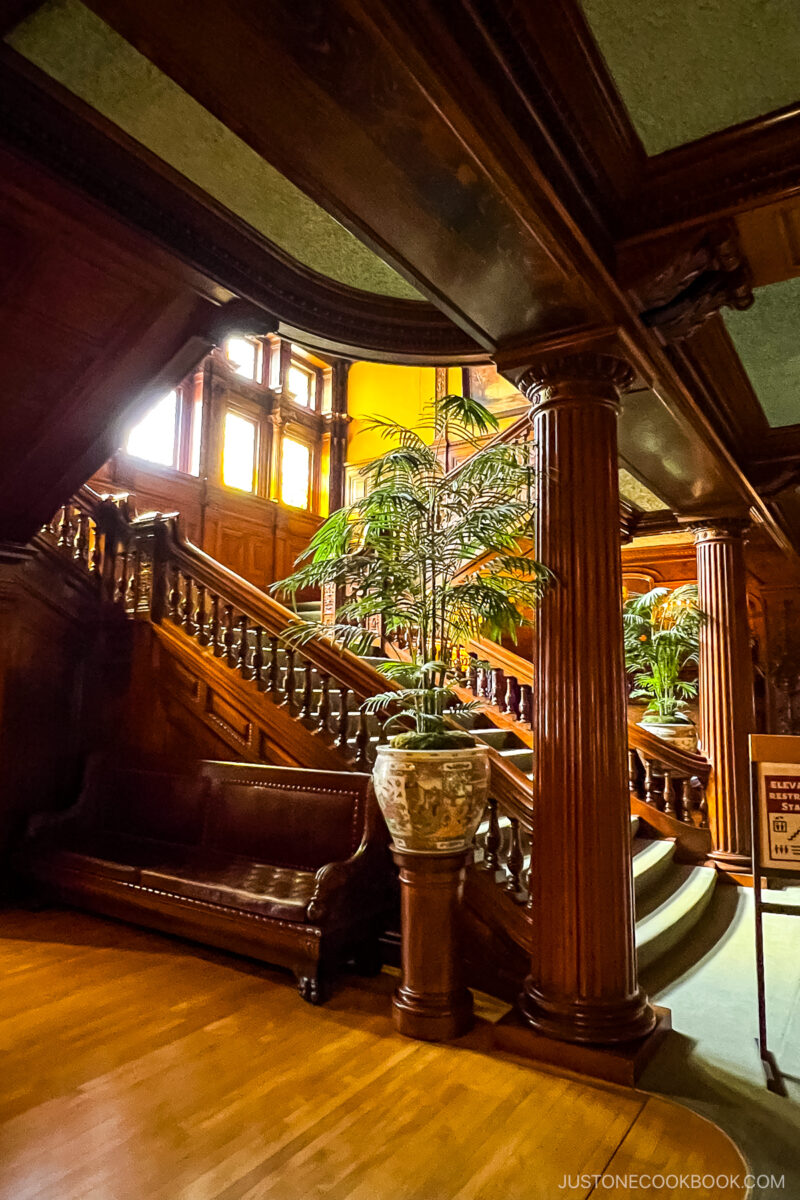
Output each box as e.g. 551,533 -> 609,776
17,758 -> 393,1003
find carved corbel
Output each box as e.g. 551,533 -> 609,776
621,223 -> 754,343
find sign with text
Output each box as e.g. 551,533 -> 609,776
750,735 -> 800,875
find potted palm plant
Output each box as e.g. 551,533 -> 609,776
623,584 -> 705,752
277,393 -> 548,853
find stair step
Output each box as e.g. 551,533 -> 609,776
632,837 -> 675,899
635,865 -> 717,972
630,814 -> 640,839
469,727 -> 517,749
496,747 -> 534,773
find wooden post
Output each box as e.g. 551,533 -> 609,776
392,848 -> 473,1042
693,519 -> 755,867
328,359 -> 351,514
517,353 -> 655,1045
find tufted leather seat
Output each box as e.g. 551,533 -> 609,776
139,856 -> 318,922
18,758 -> 394,1003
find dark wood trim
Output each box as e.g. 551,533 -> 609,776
0,45 -> 484,365
627,104 -> 800,239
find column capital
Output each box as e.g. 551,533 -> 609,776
690,517 -> 750,544
517,353 -> 634,408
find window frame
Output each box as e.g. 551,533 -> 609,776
122,382 -> 201,477
220,402 -> 261,495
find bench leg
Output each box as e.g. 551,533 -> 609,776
295,969 -> 329,1005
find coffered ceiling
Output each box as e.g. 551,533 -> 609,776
580,0 -> 800,155
6,0 -> 423,302
724,278 -> 800,428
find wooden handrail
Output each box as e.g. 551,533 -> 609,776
627,721 -> 710,782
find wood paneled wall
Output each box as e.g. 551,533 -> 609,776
0,549 -> 99,861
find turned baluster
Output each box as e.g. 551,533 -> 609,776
483,797 -> 501,872
468,654 -> 478,694
355,709 -> 371,769
476,666 -> 489,700
90,520 -> 103,580
377,715 -> 389,745
183,574 -> 196,636
57,504 -> 76,552
628,749 -> 638,794
283,647 -> 297,709
681,777 -> 695,824
223,605 -> 236,667
252,626 -> 265,685
128,547 -> 141,613
505,817 -> 526,900
237,615 -> 251,679
316,673 -> 331,733
663,769 -> 676,816
168,563 -> 181,623
301,661 -> 315,720
505,676 -> 521,721
75,511 -> 90,568
520,684 -> 533,727
491,668 -> 506,711
268,636 -> 280,693
644,758 -> 657,807
209,595 -> 222,655
697,780 -> 709,828
196,585 -> 208,646
337,685 -> 350,752
116,546 -> 129,606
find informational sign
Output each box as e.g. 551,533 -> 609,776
751,735 -> 800,876
748,734 -> 800,1096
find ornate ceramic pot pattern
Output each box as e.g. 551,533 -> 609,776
372,746 -> 491,854
638,720 -> 698,754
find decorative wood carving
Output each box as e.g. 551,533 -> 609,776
622,226 -> 754,343
692,519 -> 756,867
517,353 -> 655,1045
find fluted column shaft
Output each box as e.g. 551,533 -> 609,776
694,521 -> 754,866
518,355 -> 654,1045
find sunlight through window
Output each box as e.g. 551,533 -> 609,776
225,336 -> 260,381
222,411 -> 257,492
281,438 -> 311,509
287,362 -> 314,407
125,391 -> 178,468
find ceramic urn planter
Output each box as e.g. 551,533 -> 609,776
372,745 -> 491,853
637,719 -> 698,754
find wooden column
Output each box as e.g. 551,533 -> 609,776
517,353 -> 654,1045
328,360 -> 351,514
392,848 -> 473,1042
693,520 -> 755,867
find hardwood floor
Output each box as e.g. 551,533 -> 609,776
0,909 -> 747,1200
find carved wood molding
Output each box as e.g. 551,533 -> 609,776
517,353 -> 635,405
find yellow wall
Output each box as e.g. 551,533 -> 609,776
347,363 -> 439,467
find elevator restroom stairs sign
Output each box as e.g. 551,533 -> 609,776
761,771 -> 800,871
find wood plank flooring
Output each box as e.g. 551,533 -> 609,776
0,909 -> 747,1200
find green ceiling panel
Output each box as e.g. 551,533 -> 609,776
7,0 -> 423,300
580,0 -> 800,154
724,278 -> 800,428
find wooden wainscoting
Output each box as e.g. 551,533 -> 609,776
89,459 -> 320,595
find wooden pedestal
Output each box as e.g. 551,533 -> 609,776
391,847 -> 474,1042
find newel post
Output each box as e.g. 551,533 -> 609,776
692,519 -> 755,867
516,352 -> 655,1045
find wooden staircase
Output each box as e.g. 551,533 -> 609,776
38,486 -> 720,1000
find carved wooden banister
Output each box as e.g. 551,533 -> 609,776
627,721 -> 711,838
